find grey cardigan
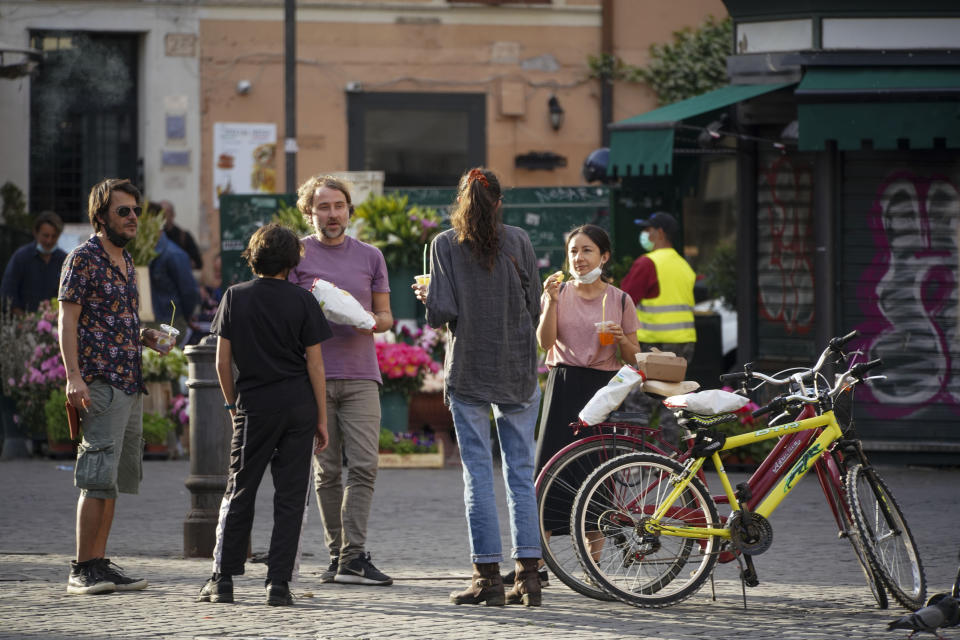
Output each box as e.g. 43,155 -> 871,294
425,226 -> 542,406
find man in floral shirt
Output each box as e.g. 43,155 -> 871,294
288,175 -> 395,587
58,178 -> 170,596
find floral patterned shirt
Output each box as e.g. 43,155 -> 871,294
59,235 -> 144,395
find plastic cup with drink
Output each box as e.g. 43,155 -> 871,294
155,323 -> 180,353
595,321 -> 616,346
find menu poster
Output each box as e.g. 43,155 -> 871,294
213,122 -> 277,208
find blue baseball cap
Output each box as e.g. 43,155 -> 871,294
635,212 -> 678,235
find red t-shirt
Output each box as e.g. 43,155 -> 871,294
620,255 -> 659,304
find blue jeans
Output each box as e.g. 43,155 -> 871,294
449,388 -> 542,564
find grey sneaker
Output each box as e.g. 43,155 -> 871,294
197,573 -> 234,603
97,558 -> 147,591
67,560 -> 116,595
320,555 -> 339,583
334,552 -> 393,586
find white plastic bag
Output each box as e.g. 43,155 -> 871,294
310,278 -> 376,330
578,365 -> 645,426
663,389 -> 749,414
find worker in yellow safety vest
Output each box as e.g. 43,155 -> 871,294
619,212 -> 696,444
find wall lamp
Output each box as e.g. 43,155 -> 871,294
548,95 -> 564,131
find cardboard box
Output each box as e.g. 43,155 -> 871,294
635,350 -> 688,382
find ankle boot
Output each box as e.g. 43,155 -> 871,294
449,562 -> 505,606
505,558 -> 542,607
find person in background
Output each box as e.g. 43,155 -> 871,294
150,230 -> 199,335
1,211 -> 67,314
619,211 -> 696,442
59,178 -> 171,595
198,223 -> 331,607
414,167 -> 543,608
187,253 -> 223,346
532,224 -> 640,578
160,200 -> 203,270
288,175 -> 395,587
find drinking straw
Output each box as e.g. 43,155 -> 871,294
170,301 -> 176,327
601,292 -> 607,326
423,243 -> 428,275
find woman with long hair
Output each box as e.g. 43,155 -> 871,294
414,167 -> 543,607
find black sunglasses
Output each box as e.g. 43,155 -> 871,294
113,206 -> 143,218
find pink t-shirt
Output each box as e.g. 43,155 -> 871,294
543,282 -> 640,371
288,235 -> 389,382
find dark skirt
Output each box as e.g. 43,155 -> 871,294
535,364 -> 618,534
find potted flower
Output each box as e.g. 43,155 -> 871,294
353,193 -> 444,319
375,336 -> 440,433
3,300 -> 65,445
142,411 -> 176,459
141,345 -> 187,417
377,427 -> 444,469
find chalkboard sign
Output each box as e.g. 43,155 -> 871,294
218,186 -> 611,289
219,193 -> 294,287
395,186 -> 611,275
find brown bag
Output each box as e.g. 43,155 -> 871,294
65,400 -> 81,440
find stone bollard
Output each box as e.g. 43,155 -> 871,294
183,334 -> 232,558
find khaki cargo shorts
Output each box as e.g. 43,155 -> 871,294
74,379 -> 143,499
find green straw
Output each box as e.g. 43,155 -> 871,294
170,301 -> 176,327
423,243 -> 428,275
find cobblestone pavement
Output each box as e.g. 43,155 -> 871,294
1,458 -> 958,639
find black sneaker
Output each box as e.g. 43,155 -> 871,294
265,580 -> 293,606
320,555 -> 339,583
197,573 -> 234,603
97,558 -> 148,591
67,560 -> 116,595
503,567 -> 549,587
333,552 -> 393,586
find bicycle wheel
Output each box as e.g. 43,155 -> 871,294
537,436 -> 652,600
846,463 -> 926,610
570,452 -> 720,608
816,457 -> 888,609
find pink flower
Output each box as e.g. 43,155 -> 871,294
36,319 -> 53,333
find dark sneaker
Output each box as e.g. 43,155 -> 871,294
334,552 -> 393,586
67,560 -> 116,595
97,558 -> 147,591
197,573 -> 234,603
503,567 -> 549,588
320,555 -> 339,583
265,580 -> 293,606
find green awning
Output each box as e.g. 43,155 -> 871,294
797,68 -> 960,151
608,82 -> 794,176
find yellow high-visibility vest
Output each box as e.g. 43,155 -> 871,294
635,248 -> 696,344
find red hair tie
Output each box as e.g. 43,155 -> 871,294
468,168 -> 490,188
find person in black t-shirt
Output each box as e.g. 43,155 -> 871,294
198,223 -> 332,607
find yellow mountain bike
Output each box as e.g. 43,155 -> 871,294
569,335 -> 927,610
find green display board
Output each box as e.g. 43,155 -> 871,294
219,193 -> 294,288
218,186 -> 612,290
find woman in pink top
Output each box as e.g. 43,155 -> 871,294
534,224 -> 640,540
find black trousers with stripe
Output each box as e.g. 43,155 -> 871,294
213,402 -> 317,582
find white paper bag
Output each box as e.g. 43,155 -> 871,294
310,278 -> 376,330
578,365 -> 644,426
663,389 -> 749,414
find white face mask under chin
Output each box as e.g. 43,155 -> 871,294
573,265 -> 603,284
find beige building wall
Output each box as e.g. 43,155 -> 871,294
198,1 -> 726,257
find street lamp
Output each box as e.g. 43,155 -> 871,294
548,95 -> 564,131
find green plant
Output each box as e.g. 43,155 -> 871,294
701,241 -> 737,311
378,428 -> 438,454
142,346 -> 188,383
1,182 -> 32,233
272,202 -> 311,236
633,16 -> 732,106
585,17 -> 732,107
43,388 -> 71,442
127,201 -> 164,266
353,193 -> 443,271
142,411 -> 176,445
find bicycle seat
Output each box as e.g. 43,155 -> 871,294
606,411 -> 648,424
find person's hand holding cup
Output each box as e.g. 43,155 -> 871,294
144,323 -> 180,355
412,274 -> 431,303
595,321 -> 616,346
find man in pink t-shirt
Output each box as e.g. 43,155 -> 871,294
288,175 -> 395,587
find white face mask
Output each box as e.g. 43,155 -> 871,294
573,264 -> 603,284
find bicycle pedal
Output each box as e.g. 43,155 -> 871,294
741,573 -> 760,588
